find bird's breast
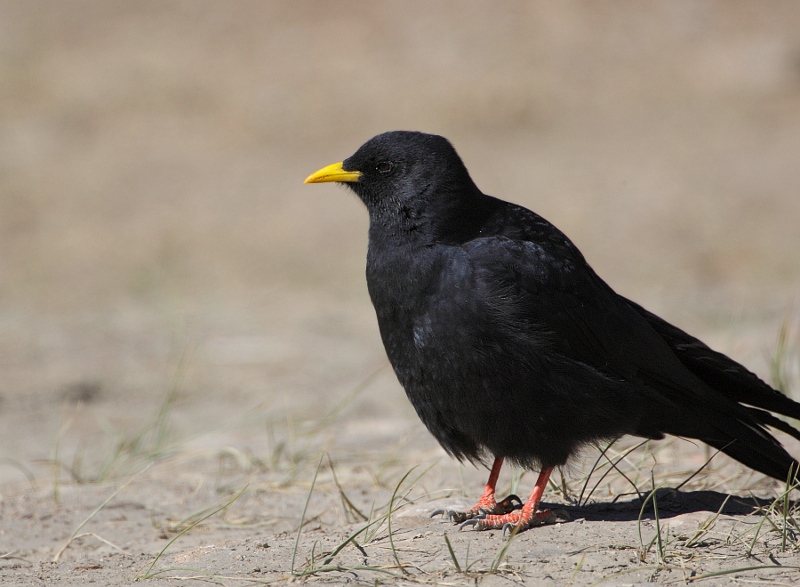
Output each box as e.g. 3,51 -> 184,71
366,244 -> 478,383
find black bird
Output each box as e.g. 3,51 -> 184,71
305,131 -> 800,532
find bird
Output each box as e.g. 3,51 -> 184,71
304,131 -> 800,532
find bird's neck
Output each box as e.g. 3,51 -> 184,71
367,183 -> 496,247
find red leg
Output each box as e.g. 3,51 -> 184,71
461,466 -> 556,531
431,457 -> 522,522
468,456 -> 505,512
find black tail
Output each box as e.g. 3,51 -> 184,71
701,418 -> 798,482
629,298 -> 800,482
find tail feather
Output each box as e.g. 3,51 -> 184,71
743,407 -> 800,444
626,298 -> 800,481
629,298 -> 800,423
703,431 -> 798,482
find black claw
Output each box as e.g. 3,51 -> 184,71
502,521 -> 520,537
449,510 -> 474,523
458,514 -> 486,531
496,494 -> 523,514
430,508 -> 476,522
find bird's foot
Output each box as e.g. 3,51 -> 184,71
459,507 -> 558,533
431,494 -> 522,523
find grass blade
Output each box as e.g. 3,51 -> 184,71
291,453 -> 324,575
443,535 -> 462,573
137,482 -> 248,579
53,466 -> 147,562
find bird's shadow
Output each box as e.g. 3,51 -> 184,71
543,488 -> 784,523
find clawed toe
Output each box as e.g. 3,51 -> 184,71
458,508 -> 559,533
430,508 -> 476,522
431,492 -> 524,525
458,515 -> 486,531
495,494 -> 523,514
449,509 -> 477,523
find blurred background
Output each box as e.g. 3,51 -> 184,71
1,1 -> 799,483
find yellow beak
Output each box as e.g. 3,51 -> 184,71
304,161 -> 361,184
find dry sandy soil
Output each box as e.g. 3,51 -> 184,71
2,2 -> 800,585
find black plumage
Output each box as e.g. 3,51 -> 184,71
305,131 -> 800,531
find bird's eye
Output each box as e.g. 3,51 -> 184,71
376,161 -> 394,174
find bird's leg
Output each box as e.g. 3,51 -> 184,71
460,466 -> 555,531
431,457 -> 522,522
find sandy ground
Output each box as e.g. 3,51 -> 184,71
2,2 -> 800,585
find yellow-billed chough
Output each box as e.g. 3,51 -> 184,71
305,131 -> 800,532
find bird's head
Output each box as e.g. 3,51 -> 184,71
305,131 -> 480,220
